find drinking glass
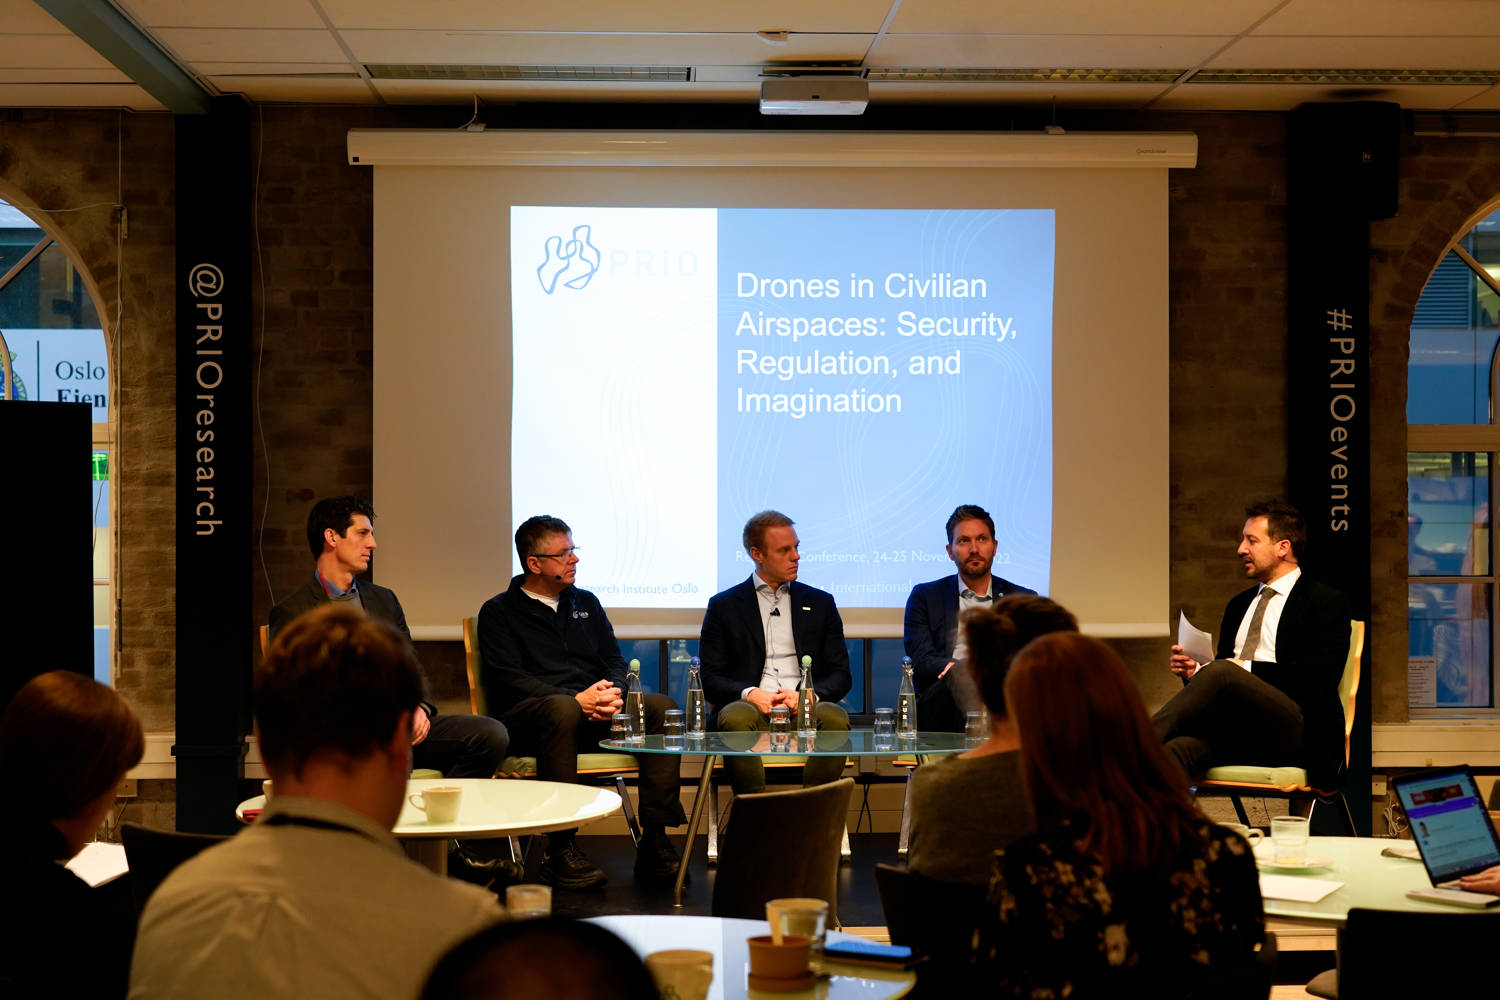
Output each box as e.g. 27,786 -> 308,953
610,712 -> 636,742
964,711 -> 986,745
769,705 -> 791,749
663,709 -> 685,748
506,883 -> 552,919
873,707 -> 895,748
1270,815 -> 1310,864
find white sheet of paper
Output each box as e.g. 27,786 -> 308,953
1258,874 -> 1344,903
1177,611 -> 1215,665
65,841 -> 129,887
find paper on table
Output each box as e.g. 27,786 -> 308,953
66,841 -> 129,887
1177,611 -> 1215,666
1258,874 -> 1343,903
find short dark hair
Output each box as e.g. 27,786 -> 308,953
743,510 -> 794,555
946,504 -> 995,545
255,603 -> 425,775
305,496 -> 376,557
962,595 -> 1078,717
515,515 -> 572,565
421,918 -> 657,1000
1245,499 -> 1306,559
0,671 -> 143,821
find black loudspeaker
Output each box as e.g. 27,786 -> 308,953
0,400 -> 94,709
1288,101 -> 1402,220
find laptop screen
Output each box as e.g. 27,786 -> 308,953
1393,766 -> 1500,883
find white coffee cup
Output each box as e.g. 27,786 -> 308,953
645,949 -> 714,1000
409,785 -> 462,823
261,779 -> 274,801
1222,822 -> 1264,846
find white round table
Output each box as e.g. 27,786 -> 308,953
588,914 -> 913,1000
238,777 -> 621,874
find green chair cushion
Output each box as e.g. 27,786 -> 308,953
1201,764 -> 1309,787
497,753 -> 639,776
410,768 -> 444,780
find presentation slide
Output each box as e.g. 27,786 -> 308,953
510,206 -> 1053,608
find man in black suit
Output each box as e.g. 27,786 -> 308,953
1152,500 -> 1352,790
903,504 -> 1036,732
269,498 -> 514,870
699,510 -> 852,794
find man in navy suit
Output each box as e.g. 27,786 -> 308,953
699,510 -> 852,794
1152,500 -> 1352,790
903,504 -> 1035,732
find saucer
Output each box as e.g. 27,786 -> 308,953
747,971 -> 817,992
1256,856 -> 1333,872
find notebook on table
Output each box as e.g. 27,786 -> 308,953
1390,765 -> 1500,907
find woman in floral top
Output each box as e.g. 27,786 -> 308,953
973,633 -> 1265,999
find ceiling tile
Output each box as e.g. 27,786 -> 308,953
0,83 -> 165,110
342,30 -> 871,65
1258,0 -> 1500,36
192,62 -> 355,75
0,34 -> 116,69
152,27 -> 348,62
0,0 -> 73,33
1151,81 -> 1492,111
870,34 -> 1229,68
115,0 -> 325,29
370,76 -> 759,104
0,68 -> 131,83
871,80 -> 1173,108
206,75 -> 379,102
320,0 -> 892,33
1209,35 -> 1500,69
887,0 -> 1280,36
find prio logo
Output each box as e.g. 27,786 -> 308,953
537,224 -> 601,293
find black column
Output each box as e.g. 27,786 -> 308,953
1286,101 -> 1400,835
175,96 -> 253,832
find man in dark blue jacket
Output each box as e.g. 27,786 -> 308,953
903,504 -> 1035,732
699,510 -> 852,794
478,515 -> 685,890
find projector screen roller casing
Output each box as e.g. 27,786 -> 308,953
368,131 -> 1177,637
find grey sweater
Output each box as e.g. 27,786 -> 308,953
906,749 -> 1034,885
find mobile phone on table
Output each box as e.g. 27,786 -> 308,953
821,940 -> 923,969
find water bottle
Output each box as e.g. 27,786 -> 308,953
897,656 -> 918,738
796,654 -> 817,737
685,656 -> 707,738
624,658 -> 644,744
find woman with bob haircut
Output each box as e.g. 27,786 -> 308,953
0,670 -> 144,998
974,632 -> 1265,997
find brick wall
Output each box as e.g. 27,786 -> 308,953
6,105 -> 1500,736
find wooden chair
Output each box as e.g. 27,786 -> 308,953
875,861 -> 985,990
706,754 -> 853,865
461,616 -> 641,845
120,821 -> 229,916
1332,907 -> 1500,998
711,778 -> 854,925
1193,620 -> 1365,833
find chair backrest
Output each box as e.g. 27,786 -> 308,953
1340,908 -> 1500,998
258,624 -> 269,656
711,778 -> 853,924
461,615 -> 488,717
119,821 -> 229,916
874,862 -> 985,988
1338,620 -> 1365,766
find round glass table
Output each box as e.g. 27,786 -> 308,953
601,730 -> 969,905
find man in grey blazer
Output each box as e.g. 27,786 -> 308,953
699,510 -> 852,794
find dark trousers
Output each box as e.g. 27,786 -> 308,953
413,713 -> 509,778
500,691 -> 687,832
916,675 -> 966,734
716,700 -> 851,794
1150,660 -> 1303,780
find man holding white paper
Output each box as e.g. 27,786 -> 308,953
1152,501 -> 1350,790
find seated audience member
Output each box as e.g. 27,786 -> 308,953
906,595 -> 1076,884
421,918 -> 657,1000
130,604 -> 502,1000
0,671 -> 143,1000
975,633 -> 1265,998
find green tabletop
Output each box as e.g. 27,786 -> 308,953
1258,836 -> 1491,924
600,729 -> 969,757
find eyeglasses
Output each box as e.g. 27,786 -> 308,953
531,547 -> 580,561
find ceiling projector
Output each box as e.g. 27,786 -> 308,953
759,77 -> 869,116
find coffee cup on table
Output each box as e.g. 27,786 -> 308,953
261,779 -> 273,801
644,949 -> 713,1000
408,785 -> 463,823
747,934 -> 811,981
1221,822 -> 1263,846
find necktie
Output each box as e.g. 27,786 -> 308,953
1239,586 -> 1276,662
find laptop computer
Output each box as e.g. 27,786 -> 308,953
1390,765 -> 1500,906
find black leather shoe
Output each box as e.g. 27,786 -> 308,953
541,840 -> 608,890
447,847 -> 505,887
634,828 -> 685,883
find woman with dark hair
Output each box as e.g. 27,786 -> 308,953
975,633 -> 1264,997
906,594 -> 1078,884
0,670 -> 144,998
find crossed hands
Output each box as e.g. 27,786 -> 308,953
745,688 -> 802,715
576,679 -> 623,721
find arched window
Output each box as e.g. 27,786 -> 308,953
1407,203 -> 1500,712
0,197 -> 112,684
